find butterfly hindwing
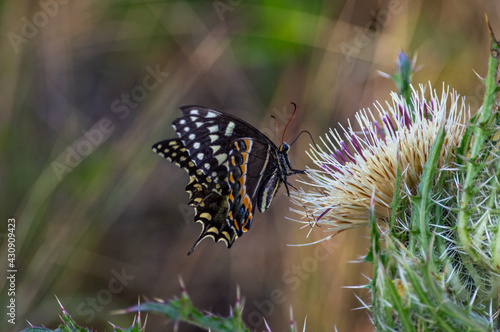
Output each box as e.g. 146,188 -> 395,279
188,191 -> 237,255
226,138 -> 255,235
153,139 -> 236,252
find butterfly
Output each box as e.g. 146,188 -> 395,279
152,105 -> 304,254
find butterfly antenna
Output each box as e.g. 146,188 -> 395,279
290,130 -> 318,150
282,102 -> 297,144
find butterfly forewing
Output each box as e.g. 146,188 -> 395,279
152,139 -> 191,169
153,105 -> 303,254
172,108 -> 233,178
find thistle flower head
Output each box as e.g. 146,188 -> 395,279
291,83 -> 470,234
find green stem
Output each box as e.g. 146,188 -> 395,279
492,156 -> 500,272
413,127 -> 446,258
457,18 -> 500,262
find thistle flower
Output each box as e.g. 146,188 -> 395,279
290,83 -> 470,235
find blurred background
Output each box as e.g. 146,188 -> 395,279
1,1 -> 499,331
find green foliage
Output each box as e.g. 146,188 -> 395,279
20,299 -> 144,332
122,286 -> 249,332
369,129 -> 493,331
368,27 -> 500,331
456,18 -> 500,274
19,288 -> 304,332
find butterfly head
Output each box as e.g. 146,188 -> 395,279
279,142 -> 290,153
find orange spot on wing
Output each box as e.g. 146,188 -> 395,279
239,187 -> 246,199
242,196 -> 252,232
238,165 -> 247,188
243,139 -> 251,150
243,196 -> 251,210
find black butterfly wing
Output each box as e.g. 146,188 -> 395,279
171,106 -> 233,187
185,188 -> 236,255
152,139 -> 191,169
172,105 -> 277,171
152,139 -> 237,254
225,138 -> 283,236
153,105 -> 288,253
152,139 -> 219,195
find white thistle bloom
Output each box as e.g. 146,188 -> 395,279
291,83 -> 470,234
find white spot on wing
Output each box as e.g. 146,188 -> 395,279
197,153 -> 204,160
208,125 -> 219,133
189,133 -> 196,140
193,142 -> 200,149
216,153 -> 227,165
190,109 -> 199,115
206,111 -> 217,118
209,134 -> 218,143
210,145 -> 221,154
225,122 -> 235,136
